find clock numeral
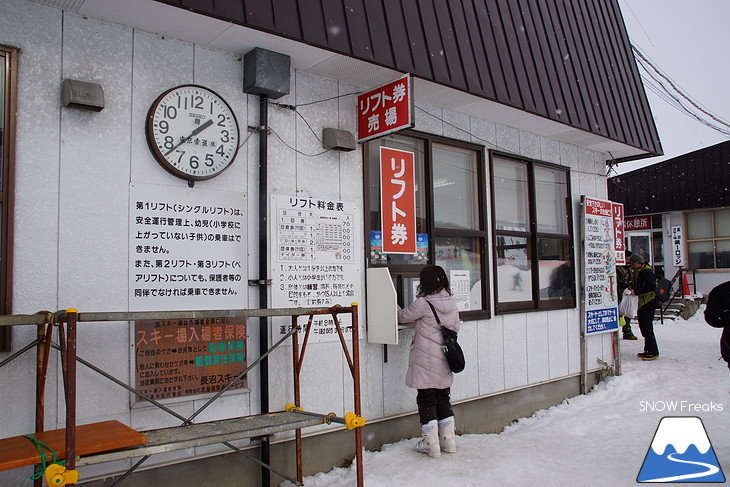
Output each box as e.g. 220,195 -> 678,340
216,145 -> 225,157
176,95 -> 205,111
163,105 -> 177,119
221,130 -> 230,143
205,154 -> 215,167
158,120 -> 169,134
163,136 -> 175,150
189,155 -> 200,169
217,113 -> 227,127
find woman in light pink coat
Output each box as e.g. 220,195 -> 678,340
398,265 -> 460,458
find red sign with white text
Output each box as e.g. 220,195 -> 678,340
357,75 -> 413,142
625,216 -> 651,231
612,203 -> 625,265
380,147 -> 416,254
585,197 -> 613,217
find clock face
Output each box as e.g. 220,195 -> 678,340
146,85 -> 240,181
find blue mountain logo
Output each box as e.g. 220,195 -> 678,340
637,416 -> 725,483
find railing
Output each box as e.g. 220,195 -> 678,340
658,268 -> 696,324
0,305 -> 364,487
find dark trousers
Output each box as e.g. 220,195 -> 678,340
637,300 -> 659,355
622,316 -> 635,337
417,388 -> 453,424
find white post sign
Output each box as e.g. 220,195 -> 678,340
671,226 -> 685,267
129,183 -> 247,311
582,196 -> 619,335
271,195 -> 361,343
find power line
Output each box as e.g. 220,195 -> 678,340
630,41 -> 730,138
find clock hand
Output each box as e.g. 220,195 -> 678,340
164,118 -> 214,156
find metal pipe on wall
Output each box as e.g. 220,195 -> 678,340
257,94 -> 271,487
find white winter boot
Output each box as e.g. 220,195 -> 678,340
438,416 -> 456,453
416,420 -> 441,458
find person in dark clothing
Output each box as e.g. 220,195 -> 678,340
628,253 -> 659,360
617,251 -> 637,340
704,280 -> 730,370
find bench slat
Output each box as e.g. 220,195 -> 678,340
0,420 -> 146,471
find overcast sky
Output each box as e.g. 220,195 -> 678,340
614,0 -> 730,175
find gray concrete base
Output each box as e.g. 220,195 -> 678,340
83,373 -> 593,486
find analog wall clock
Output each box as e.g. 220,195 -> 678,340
146,85 -> 240,183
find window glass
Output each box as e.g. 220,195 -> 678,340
495,235 -> 532,302
435,235 -> 482,311
401,276 -> 420,306
0,52 -> 4,190
717,240 -> 730,269
688,240 -> 714,269
652,231 -> 664,263
534,166 -> 568,234
493,159 -> 529,231
0,47 -> 13,351
715,209 -> 730,238
687,211 -> 712,239
491,154 -> 574,312
368,135 -> 427,265
432,144 -> 479,230
366,133 -> 488,319
538,238 -> 572,301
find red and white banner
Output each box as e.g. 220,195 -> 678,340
357,75 -> 413,143
612,202 -> 625,265
380,147 -> 416,254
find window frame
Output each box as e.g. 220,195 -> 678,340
686,207 -> 730,271
0,45 -> 17,351
489,151 -> 575,314
364,130 -> 490,321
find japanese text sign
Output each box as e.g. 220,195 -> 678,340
672,226 -> 685,267
380,147 -> 416,254
135,317 -> 247,402
129,183 -> 247,311
357,74 -> 413,142
583,196 -> 619,335
271,195 -> 362,344
612,202 -> 625,265
625,216 -> 651,231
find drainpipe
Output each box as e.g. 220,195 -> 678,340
258,94 -> 271,486
243,47 -> 290,486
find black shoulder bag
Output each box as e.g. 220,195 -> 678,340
427,301 -> 465,373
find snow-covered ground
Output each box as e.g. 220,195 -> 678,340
285,305 -> 729,486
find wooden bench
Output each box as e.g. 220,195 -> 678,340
0,420 -> 146,471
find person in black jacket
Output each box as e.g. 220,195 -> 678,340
628,253 -> 659,360
704,280 -> 730,370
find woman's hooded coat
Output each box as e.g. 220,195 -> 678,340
398,289 -> 460,389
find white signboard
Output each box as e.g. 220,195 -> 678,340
450,270 -> 471,311
271,195 -> 361,343
671,226 -> 685,267
129,183 -> 247,311
582,196 -> 619,335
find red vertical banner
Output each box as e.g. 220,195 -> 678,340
612,202 -> 625,265
380,147 -> 416,254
